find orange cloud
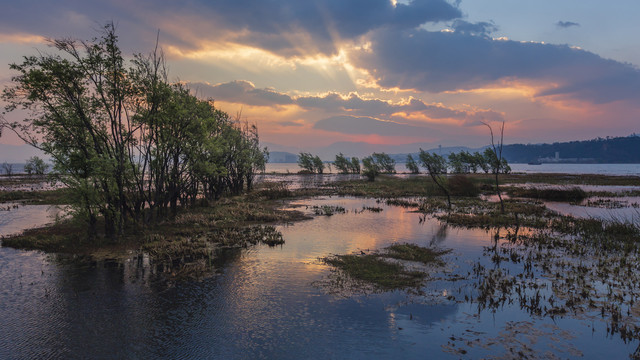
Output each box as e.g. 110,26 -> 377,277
0,33 -> 46,44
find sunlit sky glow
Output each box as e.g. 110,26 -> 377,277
1,0 -> 639,155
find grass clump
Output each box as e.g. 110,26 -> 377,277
0,188 -> 72,205
312,205 -> 346,216
323,253 -> 426,290
448,175 -> 480,197
507,186 -> 587,202
321,244 -> 450,292
385,243 -> 451,264
253,182 -> 293,200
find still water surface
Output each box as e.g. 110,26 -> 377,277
1,196 -> 637,358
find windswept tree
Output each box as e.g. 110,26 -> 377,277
334,153 -> 351,174
334,153 -> 360,174
371,152 -> 396,173
361,156 -> 379,181
297,152 -> 323,174
418,149 -> 451,209
297,152 -> 315,173
406,154 -> 420,174
312,155 -> 324,174
350,157 -> 360,174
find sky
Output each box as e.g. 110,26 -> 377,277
1,0 -> 639,155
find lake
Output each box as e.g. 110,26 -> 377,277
1,190 -> 639,358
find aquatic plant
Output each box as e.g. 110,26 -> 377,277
312,205 -> 347,216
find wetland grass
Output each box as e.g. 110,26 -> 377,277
507,186 -> 587,202
321,244 -> 450,292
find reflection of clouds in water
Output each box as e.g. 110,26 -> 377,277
0,204 -> 63,237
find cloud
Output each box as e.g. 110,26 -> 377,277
189,80 -> 506,126
451,20 -> 498,36
313,115 -> 432,136
295,92 -> 504,122
278,121 -> 304,127
192,81 -> 294,107
556,21 -> 580,29
0,0 -> 462,58
349,28 -> 640,104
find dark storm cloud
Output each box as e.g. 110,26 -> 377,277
313,115 -> 429,136
350,28 -> 640,103
556,21 -> 580,28
193,81 -> 294,107
0,0 -> 461,57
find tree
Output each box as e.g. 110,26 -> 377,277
297,152 -> 323,174
2,162 -> 13,176
406,154 -> 420,174
361,156 -> 379,181
350,157 -> 361,174
312,155 -> 325,174
334,153 -> 361,174
418,149 -> 451,209
371,152 -> 396,173
448,152 -> 464,173
482,121 -> 507,213
475,151 -> 490,173
24,156 -> 48,175
297,152 -> 315,173
1,23 -> 267,240
334,153 -> 351,174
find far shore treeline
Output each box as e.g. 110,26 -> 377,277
269,133 -> 640,164
0,24 -> 268,240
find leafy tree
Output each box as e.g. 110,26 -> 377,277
475,151 -> 490,173
312,155 -> 324,174
406,154 -> 420,174
372,152 -> 396,173
334,153 -> 361,174
1,23 -> 267,240
361,156 -> 379,181
448,152 -> 464,173
418,149 -> 451,209
334,153 -> 351,174
297,152 -> 315,173
297,152 -> 323,174
350,157 -> 361,174
24,156 -> 48,175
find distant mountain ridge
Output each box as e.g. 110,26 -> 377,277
266,135 -> 640,164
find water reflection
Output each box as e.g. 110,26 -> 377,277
0,196 -> 638,358
0,203 -> 64,237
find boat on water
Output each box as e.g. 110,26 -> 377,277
527,161 -> 542,165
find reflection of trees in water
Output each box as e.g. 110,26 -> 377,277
430,224 -> 448,246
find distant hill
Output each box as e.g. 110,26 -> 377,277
502,135 -> 640,163
268,151 -> 299,163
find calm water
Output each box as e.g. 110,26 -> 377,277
1,196 -> 637,359
266,162 -> 640,176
